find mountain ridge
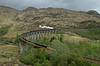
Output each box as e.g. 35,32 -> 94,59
0,5 -> 100,32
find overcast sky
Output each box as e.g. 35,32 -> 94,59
0,0 -> 100,12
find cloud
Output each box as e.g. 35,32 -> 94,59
0,0 -> 100,13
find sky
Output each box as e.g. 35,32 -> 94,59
0,0 -> 100,12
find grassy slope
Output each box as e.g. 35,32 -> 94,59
73,28 -> 100,40
0,23 -> 100,65
0,6 -> 100,66
0,45 -> 18,63
20,34 -> 100,66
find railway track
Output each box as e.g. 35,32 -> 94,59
19,29 -> 58,51
18,28 -> 90,49
18,28 -> 100,65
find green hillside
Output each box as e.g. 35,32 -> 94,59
0,6 -> 100,66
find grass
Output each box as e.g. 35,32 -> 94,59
0,25 -> 11,37
0,25 -> 99,66
0,45 -> 18,63
73,28 -> 100,40
20,34 -> 100,66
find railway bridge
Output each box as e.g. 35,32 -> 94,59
18,28 -> 100,65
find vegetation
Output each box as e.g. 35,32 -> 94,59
20,35 -> 100,66
0,45 -> 18,63
74,28 -> 100,40
0,6 -> 100,66
0,25 -> 15,45
0,26 -> 10,36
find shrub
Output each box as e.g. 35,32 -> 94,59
20,48 -> 50,66
0,26 -> 10,36
20,34 -> 100,66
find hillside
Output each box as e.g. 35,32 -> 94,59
16,7 -> 100,31
0,6 -> 100,32
0,6 -> 100,40
0,6 -> 18,25
0,6 -> 100,66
